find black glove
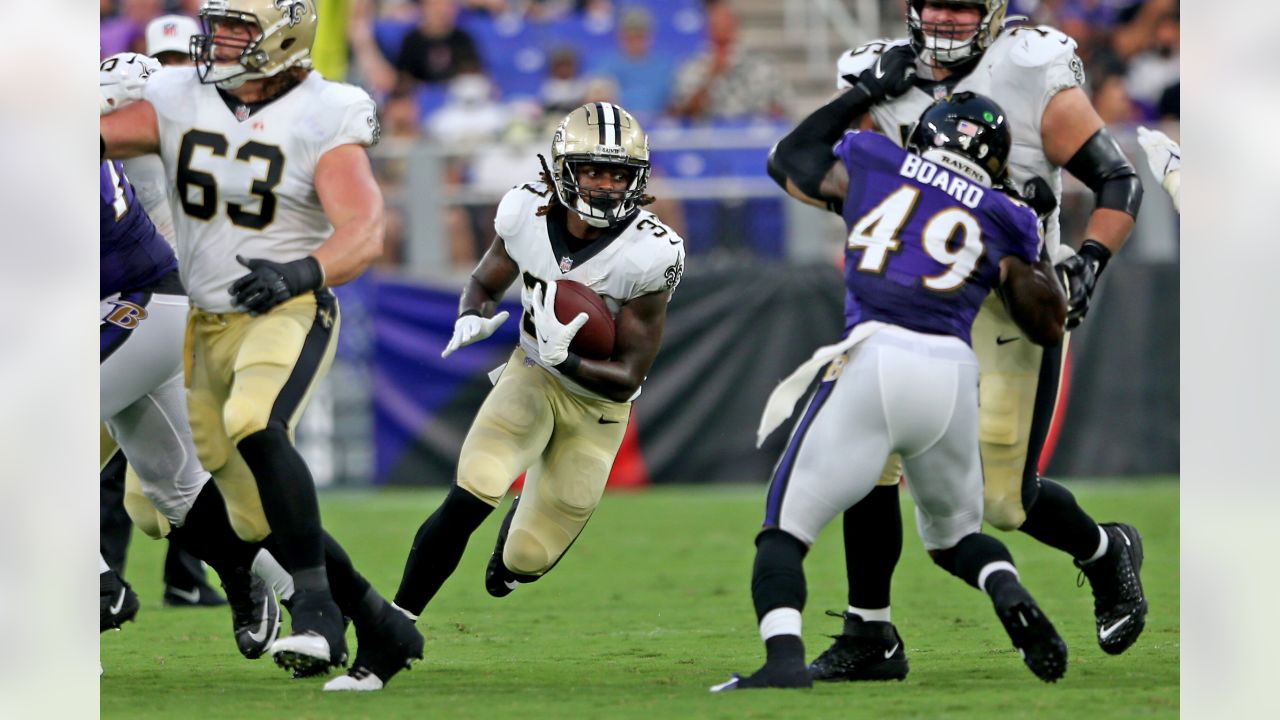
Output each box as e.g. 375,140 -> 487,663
842,44 -> 917,102
228,255 -> 324,315
1054,240 -> 1111,330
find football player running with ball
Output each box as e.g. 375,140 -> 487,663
101,0 -> 423,687
392,102 -> 685,662
803,0 -> 1147,681
716,90 -> 1068,691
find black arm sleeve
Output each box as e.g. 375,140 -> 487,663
768,86 -> 875,200
1063,127 -> 1143,219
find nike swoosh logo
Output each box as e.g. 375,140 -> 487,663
167,586 -> 203,604
874,55 -> 886,79
109,588 -> 127,615
1098,614 -> 1132,641
539,334 -> 550,343
504,580 -> 520,590
246,596 -> 273,643
884,642 -> 899,659
668,238 -> 680,245
598,416 -> 620,424
996,336 -> 1020,345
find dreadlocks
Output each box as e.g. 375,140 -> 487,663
533,153 -> 656,219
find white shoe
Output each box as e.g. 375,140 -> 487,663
270,632 -> 334,676
324,668 -> 386,692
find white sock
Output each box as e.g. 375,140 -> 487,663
1082,526 -> 1109,564
848,605 -> 890,623
977,561 -> 1019,594
251,548 -> 295,601
759,607 -> 802,641
99,554 -> 110,574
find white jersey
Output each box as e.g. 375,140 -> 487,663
837,25 -> 1086,261
143,67 -> 379,312
122,154 -> 176,247
495,181 -> 686,400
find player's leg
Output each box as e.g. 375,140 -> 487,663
716,348 -> 889,691
394,349 -> 554,616
974,298 -> 1147,653
99,443 -> 132,574
894,342 -> 1066,682
490,388 -> 629,592
162,541 -> 226,607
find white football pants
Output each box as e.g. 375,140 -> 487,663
765,326 -> 984,550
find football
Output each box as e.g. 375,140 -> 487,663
554,279 -> 615,360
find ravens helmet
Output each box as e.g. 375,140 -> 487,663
907,91 -> 1012,187
550,103 -> 650,228
192,0 -> 317,89
907,0 -> 1008,67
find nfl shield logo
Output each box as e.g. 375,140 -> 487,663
235,105 -> 251,121
559,256 -> 574,273
932,86 -> 948,101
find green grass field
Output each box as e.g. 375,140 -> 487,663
101,479 -> 1178,719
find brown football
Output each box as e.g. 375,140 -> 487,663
554,279 -> 615,360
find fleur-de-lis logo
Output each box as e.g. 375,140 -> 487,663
274,0 -> 308,27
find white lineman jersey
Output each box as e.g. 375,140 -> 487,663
143,67 -> 379,312
494,181 -> 686,400
837,25 -> 1086,261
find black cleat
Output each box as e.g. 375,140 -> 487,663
1076,522 -> 1147,655
270,590 -> 349,677
163,582 -> 227,608
222,568 -> 281,659
323,603 -> 425,691
711,662 -> 812,692
485,496 -> 540,598
100,570 -> 140,632
993,585 -> 1068,683
807,611 -> 909,681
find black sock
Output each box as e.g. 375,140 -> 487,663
930,533 -> 1015,591
1018,478 -> 1101,561
842,485 -> 901,610
99,449 -> 131,573
166,480 -> 259,579
237,428 -> 327,592
319,531 -> 384,628
764,634 -> 806,666
163,542 -> 210,590
394,485 -> 494,615
751,528 -> 809,621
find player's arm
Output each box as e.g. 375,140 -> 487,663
229,144 -> 385,315
100,100 -> 160,159
999,253 -> 1067,347
440,235 -> 519,358
554,289 -> 671,403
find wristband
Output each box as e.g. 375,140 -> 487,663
555,352 -> 582,375
1078,239 -> 1112,276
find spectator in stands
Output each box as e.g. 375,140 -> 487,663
349,0 -> 484,98
669,0 -> 787,122
593,8 -> 676,125
1124,8 -> 1178,118
1091,73 -> 1137,126
541,47 -> 589,117
100,0 -> 164,57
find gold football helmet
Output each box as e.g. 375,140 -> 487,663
192,0 -> 317,89
550,102 -> 650,228
907,0 -> 1007,67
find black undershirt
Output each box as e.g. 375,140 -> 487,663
544,204 -> 633,269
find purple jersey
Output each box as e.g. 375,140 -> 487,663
100,160 -> 177,300
834,131 -> 1041,344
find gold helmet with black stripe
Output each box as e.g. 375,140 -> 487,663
192,0 -> 317,89
550,103 -> 650,228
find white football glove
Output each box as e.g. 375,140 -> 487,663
100,52 -> 161,115
529,283 -> 587,367
441,311 -> 509,359
1136,126 -> 1181,211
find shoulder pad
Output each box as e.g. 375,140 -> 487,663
996,24 -> 1077,68
141,66 -> 200,122
836,38 -> 908,89
311,78 -> 380,150
494,182 -> 548,240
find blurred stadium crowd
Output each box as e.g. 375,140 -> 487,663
102,0 -> 1178,272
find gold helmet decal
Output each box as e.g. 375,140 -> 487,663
550,103 -> 651,228
193,0 -> 318,89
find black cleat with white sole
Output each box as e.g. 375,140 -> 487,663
484,497 -> 541,598
324,603 -> 424,691
807,611 -> 909,681
993,585 -> 1068,683
100,570 -> 140,632
711,662 -> 813,692
1077,522 -> 1147,655
222,568 -> 281,660
270,590 -> 348,677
